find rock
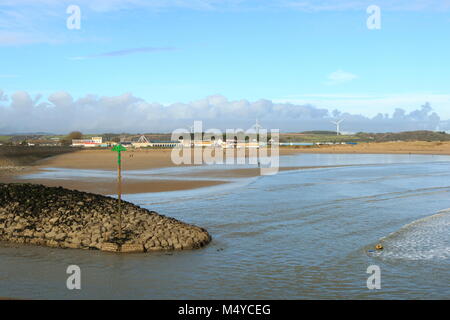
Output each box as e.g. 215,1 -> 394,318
65,242 -> 80,249
144,242 -> 154,250
13,223 -> 25,231
45,231 -> 56,239
46,240 -> 59,247
23,229 -> 34,237
49,217 -> 58,224
55,232 -> 66,241
0,183 -> 212,253
101,242 -> 120,252
121,244 -> 144,253
146,246 -> 163,251
70,237 -> 82,245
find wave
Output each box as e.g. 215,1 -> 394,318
376,209 -> 450,261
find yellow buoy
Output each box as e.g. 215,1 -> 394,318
375,244 -> 383,250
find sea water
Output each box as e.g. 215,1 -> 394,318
1,154 -> 449,299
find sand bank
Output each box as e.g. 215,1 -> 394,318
2,142 -> 450,194
180,165 -> 356,178
0,176 -> 226,195
1,148 -> 298,194
287,141 -> 450,155
30,147 -> 298,171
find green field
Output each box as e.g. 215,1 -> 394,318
280,130 -> 450,143
0,136 -> 13,143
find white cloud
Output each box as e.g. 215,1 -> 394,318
275,92 -> 450,118
325,70 -> 358,85
68,46 -> 177,60
0,90 -> 446,133
285,0 -> 450,12
0,90 -> 8,101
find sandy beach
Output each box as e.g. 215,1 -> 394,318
2,141 -> 450,194
29,147 -> 299,171
0,148 -> 298,194
291,141 -> 450,155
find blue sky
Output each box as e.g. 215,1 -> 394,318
1,0 -> 450,132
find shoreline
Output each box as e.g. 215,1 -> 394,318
0,148 -> 301,194
0,177 -> 229,195
2,141 -> 450,194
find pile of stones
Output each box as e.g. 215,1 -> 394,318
0,183 -> 211,253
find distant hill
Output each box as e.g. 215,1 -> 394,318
279,130 -> 450,143
356,131 -> 450,142
300,131 -> 337,135
1,132 -> 55,136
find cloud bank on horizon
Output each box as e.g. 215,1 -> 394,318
0,90 -> 443,134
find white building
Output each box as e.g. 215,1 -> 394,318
72,137 -> 103,147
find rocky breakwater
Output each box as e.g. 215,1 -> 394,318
0,183 -> 211,253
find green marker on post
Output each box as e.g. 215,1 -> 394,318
112,144 -> 127,239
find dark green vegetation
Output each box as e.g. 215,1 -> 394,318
0,146 -> 77,167
279,132 -> 359,143
280,130 -> 450,143
356,131 -> 450,142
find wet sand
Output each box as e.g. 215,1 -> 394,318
3,142 -> 450,194
0,148 -> 299,194
0,176 -> 226,195
183,165 -> 356,178
0,148 -> 288,194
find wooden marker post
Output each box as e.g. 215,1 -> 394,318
112,144 -> 127,239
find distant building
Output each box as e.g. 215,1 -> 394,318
193,140 -> 213,147
25,139 -> 62,146
279,142 -> 314,146
150,141 -> 181,148
131,135 -> 152,148
72,137 -> 103,147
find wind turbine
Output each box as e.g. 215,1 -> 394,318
253,119 -> 263,136
252,119 -> 263,167
331,119 -> 344,136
